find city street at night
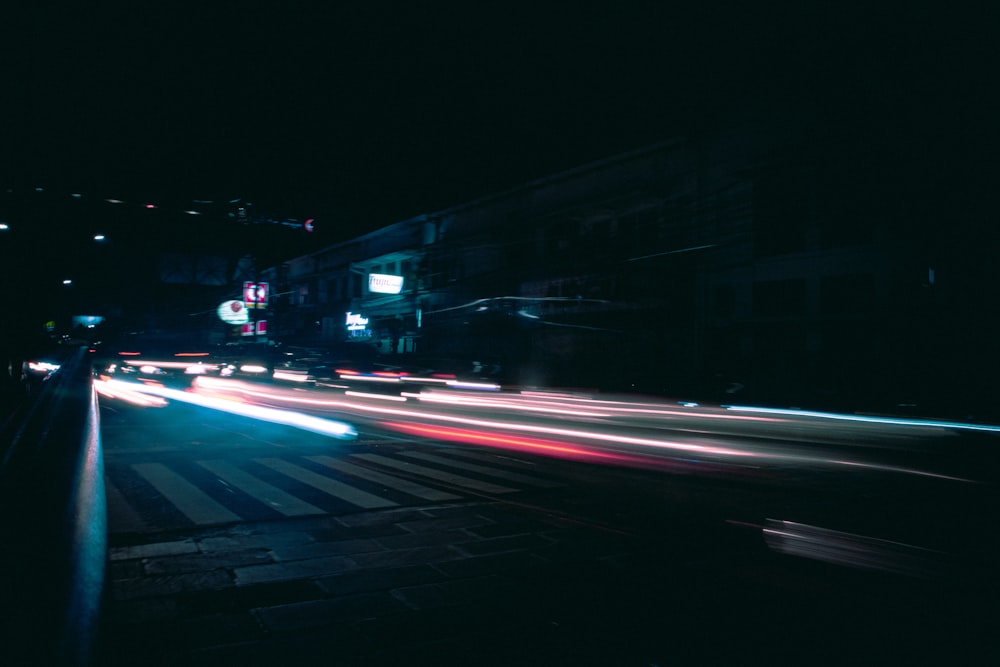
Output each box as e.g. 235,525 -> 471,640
3,4 -> 998,666
89,375 -> 1000,665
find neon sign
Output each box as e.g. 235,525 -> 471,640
368,273 -> 404,294
346,312 -> 369,331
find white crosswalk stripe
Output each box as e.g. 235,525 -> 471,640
306,455 -> 461,502
197,459 -> 326,516
351,453 -> 518,494
131,462 -> 241,525
109,447 -> 558,534
399,451 -> 563,488
255,457 -> 398,509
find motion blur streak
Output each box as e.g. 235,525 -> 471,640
344,391 -> 408,402
415,391 -> 613,417
122,359 -> 220,372
94,379 -> 168,407
726,405 -> 1000,433
179,379 -> 975,479
102,379 -> 357,439
829,459 -> 972,482
191,379 -> 754,458
381,421 -> 648,465
272,371 -> 311,383
517,392 -> 788,422
763,519 -> 945,578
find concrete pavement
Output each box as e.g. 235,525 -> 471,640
87,495 -> 997,667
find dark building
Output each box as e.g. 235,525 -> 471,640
254,98 -> 996,422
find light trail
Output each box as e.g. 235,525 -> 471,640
98,377 -> 978,481
101,379 -> 357,439
726,405 -> 1000,433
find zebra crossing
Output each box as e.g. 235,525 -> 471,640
104,445 -> 563,534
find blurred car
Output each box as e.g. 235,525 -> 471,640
95,342 -> 223,388
215,342 -> 276,382
270,345 -> 326,385
303,343 -> 414,397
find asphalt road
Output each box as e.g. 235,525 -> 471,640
87,383 -> 999,666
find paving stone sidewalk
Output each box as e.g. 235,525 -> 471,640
94,500 -> 702,666
93,496 -> 996,666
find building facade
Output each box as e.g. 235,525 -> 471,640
259,106 -> 994,418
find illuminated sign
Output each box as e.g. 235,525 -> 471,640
218,300 -> 249,325
240,320 -> 267,337
368,273 -> 404,294
243,281 -> 269,308
345,311 -> 369,331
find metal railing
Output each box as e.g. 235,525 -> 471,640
0,345 -> 107,666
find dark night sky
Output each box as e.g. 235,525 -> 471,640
2,3 -> 996,244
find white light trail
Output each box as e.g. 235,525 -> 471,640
726,405 -> 1000,433
103,379 -> 357,439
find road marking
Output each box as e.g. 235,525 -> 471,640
255,457 -> 398,509
104,476 -> 148,533
131,462 -> 241,525
306,455 -> 461,502
196,460 -> 326,516
351,453 -> 517,494
399,451 -> 562,488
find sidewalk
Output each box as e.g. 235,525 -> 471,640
93,498 -> 753,666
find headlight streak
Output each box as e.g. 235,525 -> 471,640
27,360 -> 62,374
123,359 -> 220,373
515,390 -> 787,421
726,405 -> 1000,433
338,374 -> 402,383
102,379 -> 357,439
184,377 -> 976,480
344,390 -> 408,402
272,371 -> 312,383
400,375 -> 452,385
829,459 -> 971,482
94,379 -> 168,407
414,390 -> 613,417
188,378 -> 760,459
445,380 -> 501,391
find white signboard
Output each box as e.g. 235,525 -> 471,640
218,300 -> 249,325
368,273 -> 404,294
